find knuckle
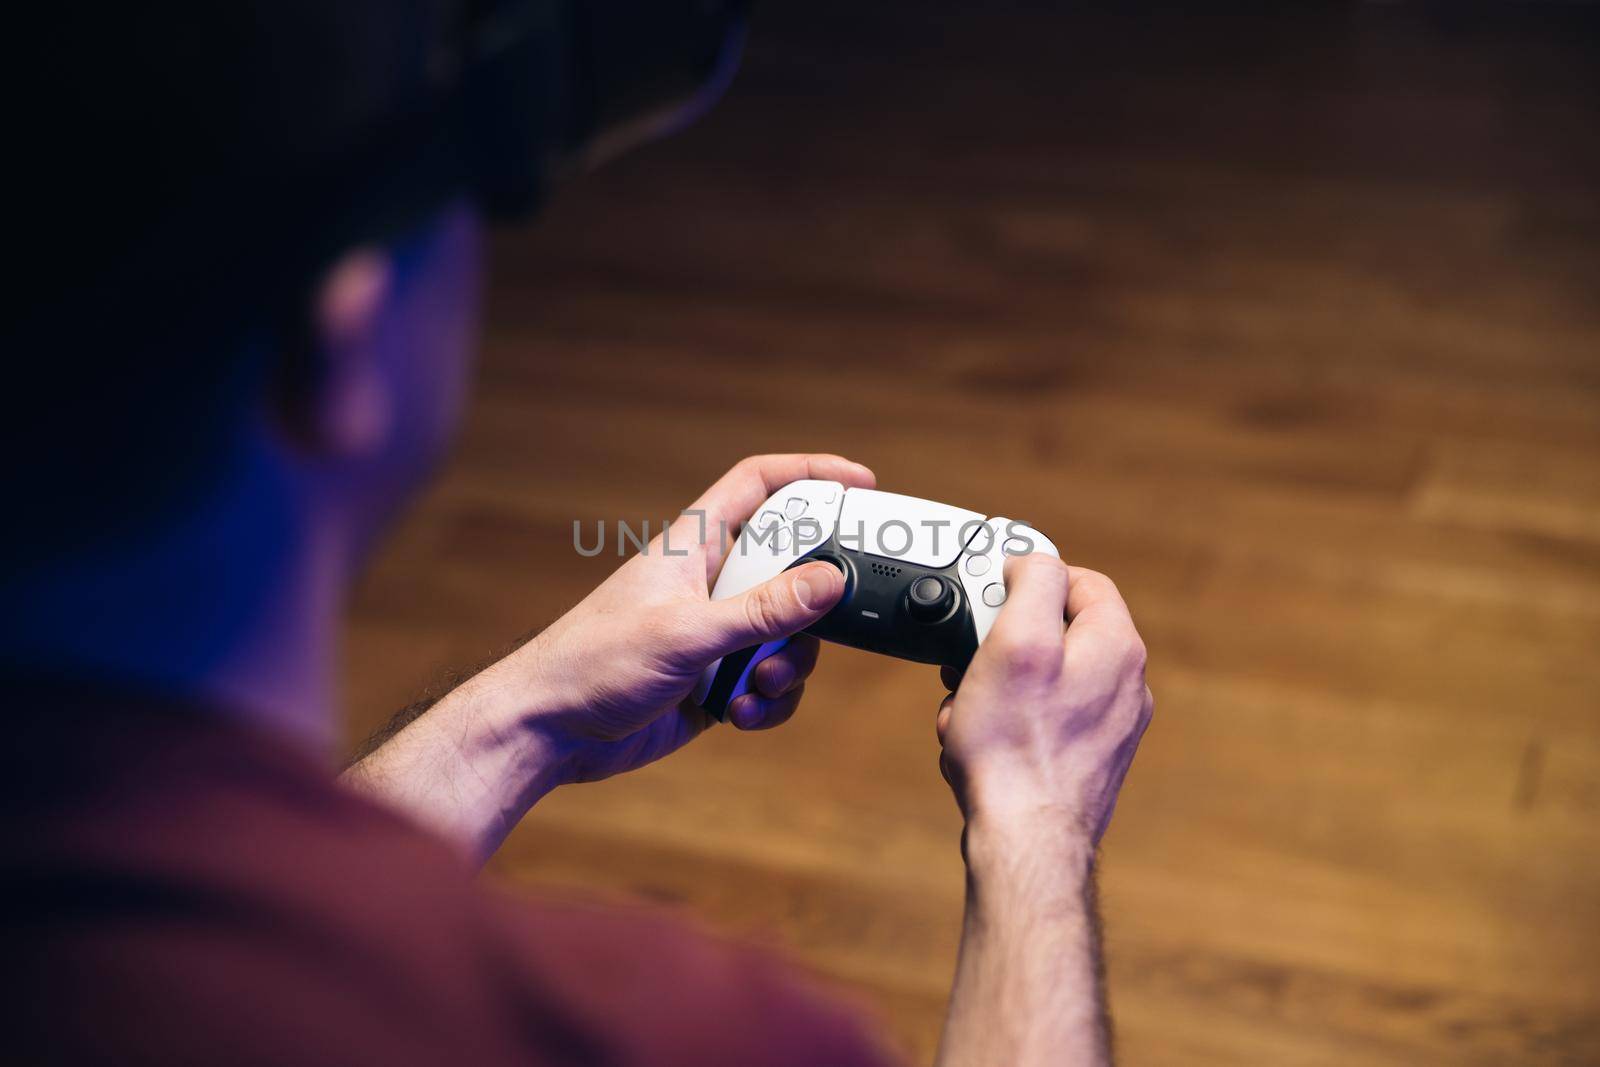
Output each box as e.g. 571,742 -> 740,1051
743,584 -> 789,638
1024,553 -> 1067,581
1012,552 -> 1066,583
1108,675 -> 1154,740
1034,552 -> 1070,574
991,631 -> 1061,679
1079,568 -> 1121,599
736,454 -> 778,478
1120,631 -> 1148,675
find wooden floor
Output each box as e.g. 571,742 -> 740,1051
345,5 -> 1600,1063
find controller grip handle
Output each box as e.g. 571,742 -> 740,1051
696,637 -> 790,721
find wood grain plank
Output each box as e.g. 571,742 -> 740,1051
346,3 -> 1600,1062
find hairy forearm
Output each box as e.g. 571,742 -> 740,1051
340,665 -> 566,864
937,815 -> 1109,1067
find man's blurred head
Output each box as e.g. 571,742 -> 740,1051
8,4 -> 475,580
5,1 -> 745,580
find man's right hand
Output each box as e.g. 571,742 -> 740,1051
933,554 -> 1152,1067
937,554 -> 1153,844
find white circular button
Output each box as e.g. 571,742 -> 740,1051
982,583 -> 1006,608
964,553 -> 991,577
757,510 -> 783,530
785,497 -> 807,519
773,526 -> 793,551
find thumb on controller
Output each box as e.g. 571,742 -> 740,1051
694,561 -> 845,660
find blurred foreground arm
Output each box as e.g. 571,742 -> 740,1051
935,557 -> 1154,1067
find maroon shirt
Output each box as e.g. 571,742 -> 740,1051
1,686 -> 897,1066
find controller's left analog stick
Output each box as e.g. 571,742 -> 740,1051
795,551 -> 852,604
907,575 -> 955,622
809,552 -> 846,574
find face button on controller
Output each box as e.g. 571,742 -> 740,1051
773,526 -> 793,551
963,553 -> 991,577
908,575 -> 956,622
982,583 -> 1007,608
784,497 -> 807,519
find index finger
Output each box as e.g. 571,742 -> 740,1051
989,553 -> 1071,646
687,453 -> 877,576
1065,567 -> 1135,632
1061,567 -> 1144,682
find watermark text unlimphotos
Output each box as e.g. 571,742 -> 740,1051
572,510 -> 1037,559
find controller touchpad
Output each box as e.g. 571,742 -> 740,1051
836,489 -> 985,568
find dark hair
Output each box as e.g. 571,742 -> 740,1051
6,3 -> 464,565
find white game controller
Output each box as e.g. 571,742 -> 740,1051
693,480 -> 1059,720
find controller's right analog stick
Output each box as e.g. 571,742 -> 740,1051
907,575 -> 956,622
